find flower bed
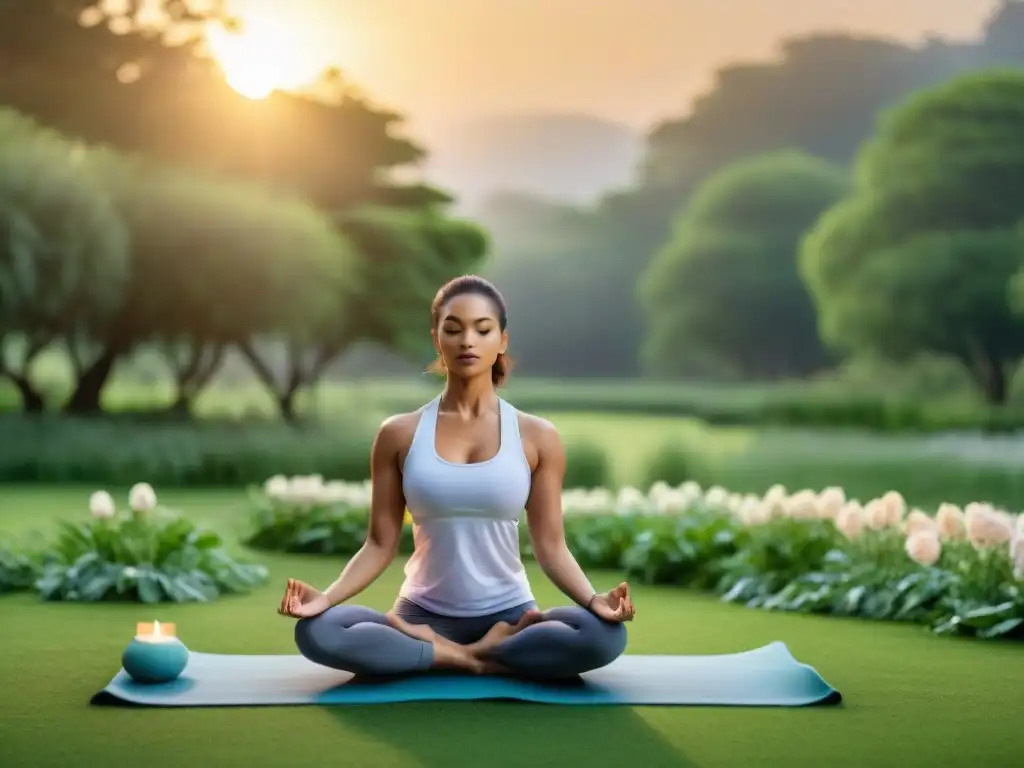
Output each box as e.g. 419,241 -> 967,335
8,484 -> 269,603
246,475 -> 1024,640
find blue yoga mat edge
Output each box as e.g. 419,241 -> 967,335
90,641 -> 843,709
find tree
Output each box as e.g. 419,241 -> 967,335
800,70 -> 1024,404
0,110 -> 129,412
0,2 -> 488,414
65,152 -> 354,417
479,6 -> 1024,380
637,151 -> 847,378
336,206 -> 490,359
0,1 -> 448,213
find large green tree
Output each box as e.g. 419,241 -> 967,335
0,1 -> 446,212
0,1 -> 488,413
77,154 -> 356,418
638,151 -> 847,378
801,70 -> 1024,404
481,4 -> 1024,378
0,110 -> 129,412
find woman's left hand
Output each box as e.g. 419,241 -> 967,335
588,582 -> 636,623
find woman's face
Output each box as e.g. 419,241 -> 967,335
433,292 -> 508,380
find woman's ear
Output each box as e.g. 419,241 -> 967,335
500,329 -> 509,355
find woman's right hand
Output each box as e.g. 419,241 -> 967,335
278,578 -> 332,618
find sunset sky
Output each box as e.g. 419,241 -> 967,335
209,0 -> 998,139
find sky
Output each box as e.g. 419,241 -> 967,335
215,0 -> 1000,140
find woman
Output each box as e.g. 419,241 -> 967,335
279,275 -> 635,679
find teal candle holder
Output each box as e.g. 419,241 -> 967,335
122,622 -> 190,684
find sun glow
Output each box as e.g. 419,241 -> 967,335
205,11 -> 331,100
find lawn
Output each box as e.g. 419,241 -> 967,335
1,487 -> 1021,768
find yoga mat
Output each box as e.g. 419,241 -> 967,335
91,641 -> 841,708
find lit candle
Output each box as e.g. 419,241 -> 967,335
122,620 -> 190,684
135,620 -> 178,643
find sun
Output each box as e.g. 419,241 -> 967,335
223,53 -> 282,100
204,11 -> 348,101
206,21 -> 284,100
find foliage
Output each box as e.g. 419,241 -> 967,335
562,440 -> 612,489
641,442 -> 693,488
245,477 -> 1024,640
244,481 -> 415,555
335,206 -> 490,361
0,412 -> 377,486
34,487 -> 268,604
639,151 -> 848,378
481,12 -> 1024,380
0,541 -> 42,594
801,70 -> 1024,404
0,3 -> 487,420
0,110 -> 129,412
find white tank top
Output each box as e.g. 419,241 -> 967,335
399,395 -> 535,616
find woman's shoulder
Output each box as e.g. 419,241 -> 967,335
376,403 -> 432,451
510,406 -> 562,449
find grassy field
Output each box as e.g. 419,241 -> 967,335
1,486 -> 1021,768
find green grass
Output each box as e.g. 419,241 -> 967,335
1,487 -> 1022,768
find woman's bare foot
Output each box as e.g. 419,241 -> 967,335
468,609 -> 545,658
385,611 -> 486,674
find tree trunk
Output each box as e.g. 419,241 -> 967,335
64,345 -> 122,414
10,373 -> 45,413
277,390 -> 297,422
967,350 -> 1009,406
982,363 -> 1008,405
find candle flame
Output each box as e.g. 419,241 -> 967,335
135,620 -> 177,638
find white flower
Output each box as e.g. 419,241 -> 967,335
763,484 -> 787,505
784,489 -> 819,520
817,487 -> 846,520
679,481 -> 702,502
835,502 -> 865,540
905,530 -> 942,567
128,482 -> 157,513
617,486 -> 647,513
89,490 -> 116,519
264,475 -> 290,500
738,497 -> 769,526
704,486 -> 729,508
935,503 -> 966,540
904,509 -> 938,536
879,491 -> 906,527
865,499 -> 891,530
964,502 -> 1013,549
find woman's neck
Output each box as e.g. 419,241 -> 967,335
439,375 -> 498,417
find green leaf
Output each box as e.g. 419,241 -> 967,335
136,571 -> 163,603
977,617 -> 1024,639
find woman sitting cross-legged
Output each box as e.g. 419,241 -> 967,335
278,275 -> 635,680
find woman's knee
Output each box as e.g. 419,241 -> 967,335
547,606 -> 628,667
293,605 -> 376,661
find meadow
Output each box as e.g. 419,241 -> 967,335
1,486 -> 1021,768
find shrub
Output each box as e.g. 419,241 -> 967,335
0,413 -> 376,486
243,476 -> 414,555
245,475 -> 1024,640
641,441 -> 694,487
33,485 -> 268,603
563,440 -> 611,489
0,543 -> 42,594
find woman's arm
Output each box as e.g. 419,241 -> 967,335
322,417 -> 408,606
524,421 -> 599,608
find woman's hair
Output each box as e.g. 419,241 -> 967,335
427,274 -> 514,386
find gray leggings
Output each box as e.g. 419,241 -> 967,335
294,598 -> 628,680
